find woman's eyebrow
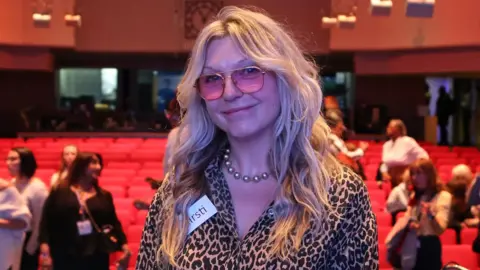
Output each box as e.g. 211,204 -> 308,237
203,58 -> 253,73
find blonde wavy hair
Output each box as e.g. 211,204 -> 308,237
159,6 -> 340,266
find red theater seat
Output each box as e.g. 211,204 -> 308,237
436,158 -> 467,166
99,177 -> 129,187
113,198 -> 134,216
85,138 -> 114,144
370,201 -> 383,212
442,245 -> 477,269
430,152 -> 458,159
37,160 -> 59,170
365,181 -> 380,191
116,138 -> 144,144
102,169 -> 137,178
377,226 -> 391,244
376,212 -> 391,227
142,162 -> 163,169
137,169 -> 163,178
104,186 -> 126,198
102,152 -> 129,162
128,186 -> 156,200
128,243 -> 140,268
378,244 -> 391,269
107,162 -> 142,170
135,210 -> 148,225
44,142 -> 75,151
78,143 -> 109,152
440,229 -> 457,245
130,151 -> 164,162
109,144 -> 138,151
127,225 -> 144,243
0,168 -> 10,178
35,152 -> 60,161
116,210 -> 132,230
22,142 -> 44,149
424,146 -> 450,153
461,228 -> 477,245
369,190 -> 386,205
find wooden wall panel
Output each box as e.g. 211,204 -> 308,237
74,0 -> 330,53
0,0 -> 75,48
330,0 -> 480,51
0,0 -> 25,45
21,0 -> 76,47
355,48 -> 480,75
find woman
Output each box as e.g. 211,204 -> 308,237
50,144 -> 78,187
39,152 -> 130,270
323,113 -> 368,178
386,173 -> 411,225
0,179 -> 31,270
7,147 -> 49,270
403,159 -> 451,269
136,6 -> 378,269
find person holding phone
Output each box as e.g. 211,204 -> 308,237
401,159 -> 451,270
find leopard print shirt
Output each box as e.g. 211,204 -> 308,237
136,157 -> 379,269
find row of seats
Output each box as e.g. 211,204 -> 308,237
378,244 -> 478,269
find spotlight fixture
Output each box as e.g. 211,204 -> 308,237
32,13 -> 51,26
64,14 -> 81,27
322,16 -> 338,28
406,0 -> 435,18
370,0 -> 393,16
337,15 -> 356,29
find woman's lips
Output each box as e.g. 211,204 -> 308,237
223,105 -> 255,115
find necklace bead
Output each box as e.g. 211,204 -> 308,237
223,149 -> 269,182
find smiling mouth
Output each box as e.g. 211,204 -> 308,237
223,105 -> 255,115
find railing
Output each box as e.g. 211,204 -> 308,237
17,132 -> 169,139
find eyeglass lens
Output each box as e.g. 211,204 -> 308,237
197,66 -> 264,100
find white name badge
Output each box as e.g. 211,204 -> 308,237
187,195 -> 217,234
77,220 -> 93,236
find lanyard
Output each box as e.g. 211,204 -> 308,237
72,187 -> 89,218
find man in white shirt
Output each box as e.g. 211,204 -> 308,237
380,119 -> 429,187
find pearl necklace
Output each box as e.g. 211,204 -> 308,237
223,149 -> 269,182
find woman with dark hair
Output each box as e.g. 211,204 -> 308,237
7,147 -> 49,270
38,152 -> 130,270
50,145 -> 78,187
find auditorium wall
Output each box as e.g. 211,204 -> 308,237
330,0 -> 480,51
0,0 -> 75,48
75,0 -> 331,53
0,0 -> 330,54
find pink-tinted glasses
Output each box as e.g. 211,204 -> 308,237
196,66 -> 266,101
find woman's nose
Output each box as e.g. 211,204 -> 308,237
222,77 -> 243,101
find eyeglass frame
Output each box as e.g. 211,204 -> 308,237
195,65 -> 267,101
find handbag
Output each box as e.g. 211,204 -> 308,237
385,215 -> 418,269
76,191 -> 122,253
